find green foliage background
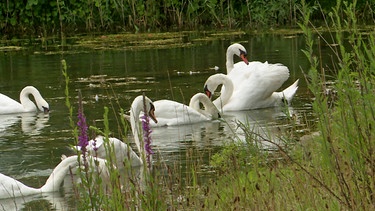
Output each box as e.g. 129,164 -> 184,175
1,0 -> 374,38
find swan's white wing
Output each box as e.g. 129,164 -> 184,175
0,94 -> 24,114
243,62 -> 289,99
227,61 -> 263,88
228,61 -> 289,93
233,61 -> 249,70
152,100 -> 210,126
222,62 -> 290,111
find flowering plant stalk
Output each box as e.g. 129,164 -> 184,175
141,96 -> 153,168
77,90 -> 89,160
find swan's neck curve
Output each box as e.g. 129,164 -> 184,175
226,48 -> 235,74
130,97 -> 143,155
19,86 -> 41,112
217,75 -> 234,107
189,93 -> 220,118
40,155 -> 79,192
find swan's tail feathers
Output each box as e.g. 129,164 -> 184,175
282,79 -> 299,103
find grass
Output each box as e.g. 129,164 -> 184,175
57,0 -> 375,210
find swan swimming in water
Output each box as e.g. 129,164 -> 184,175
151,93 -> 221,127
0,155 -> 108,199
0,86 -> 49,114
76,95 -> 157,167
204,73 -> 299,111
224,43 -> 298,92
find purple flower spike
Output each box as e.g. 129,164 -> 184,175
77,91 -> 88,156
141,113 -> 153,167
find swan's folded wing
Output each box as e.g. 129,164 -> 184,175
0,94 -> 24,114
152,100 -> 209,126
240,63 -> 290,100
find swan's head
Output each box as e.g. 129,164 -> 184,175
228,43 -> 249,65
36,98 -> 49,113
20,86 -> 50,113
131,95 -> 158,123
204,84 -> 213,99
204,73 -> 226,99
148,102 -> 158,123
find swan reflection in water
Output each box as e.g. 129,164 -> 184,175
220,106 -> 297,149
0,112 -> 49,137
0,190 -> 68,211
151,106 -> 297,157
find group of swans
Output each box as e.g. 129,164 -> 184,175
204,43 -> 299,112
0,104 -> 151,201
0,93 -> 217,199
0,42 -> 299,200
78,93 -> 220,166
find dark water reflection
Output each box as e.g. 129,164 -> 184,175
0,33 -> 314,210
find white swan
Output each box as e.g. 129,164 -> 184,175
225,43 -> 295,90
151,93 -> 221,127
204,73 -> 299,111
76,95 -> 157,167
0,86 -> 49,114
0,155 -> 108,199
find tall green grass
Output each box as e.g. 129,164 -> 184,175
202,0 -> 375,210
301,0 -> 375,208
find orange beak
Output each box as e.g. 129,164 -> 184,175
240,53 -> 249,65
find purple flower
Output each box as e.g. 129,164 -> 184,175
141,113 -> 153,167
77,92 -> 88,155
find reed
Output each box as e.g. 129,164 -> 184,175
202,0 -> 375,210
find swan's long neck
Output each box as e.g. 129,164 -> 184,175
129,97 -> 143,158
19,86 -> 39,112
226,49 -> 235,74
217,75 -> 234,107
40,155 -> 79,192
189,93 -> 219,118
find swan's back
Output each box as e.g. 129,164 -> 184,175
74,136 -> 142,167
152,99 -> 210,126
215,62 -> 292,111
0,93 -> 28,114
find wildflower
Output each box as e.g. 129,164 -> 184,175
141,110 -> 153,167
77,91 -> 88,156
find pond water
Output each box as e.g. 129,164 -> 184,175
0,32 -> 315,210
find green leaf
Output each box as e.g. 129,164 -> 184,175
10,17 -> 17,26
